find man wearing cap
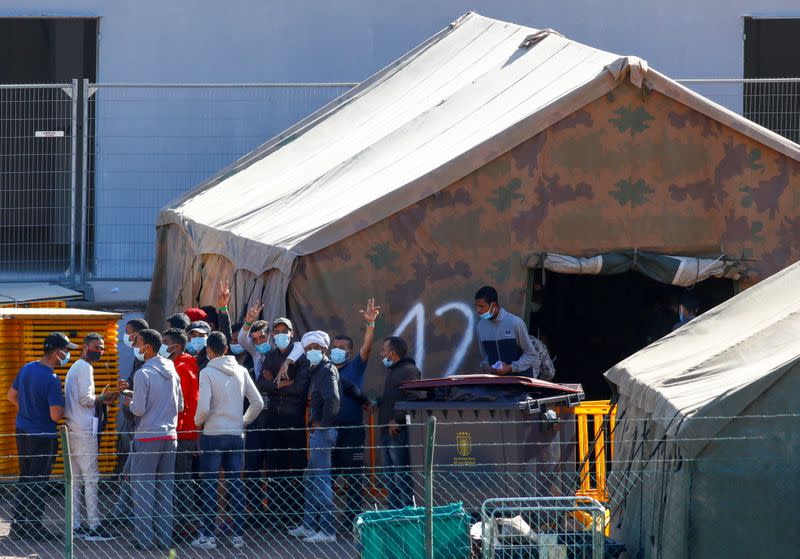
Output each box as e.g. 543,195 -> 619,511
7,332 -> 72,540
243,310 -> 311,528
65,333 -> 121,542
187,321 -> 212,370
288,331 -> 340,543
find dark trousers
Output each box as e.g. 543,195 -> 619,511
264,412 -> 306,525
381,428 -> 413,510
244,411 -> 268,516
332,425 -> 366,530
12,432 -> 58,535
174,438 -> 199,527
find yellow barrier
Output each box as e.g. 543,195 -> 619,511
0,307 -> 122,475
572,399 -> 616,535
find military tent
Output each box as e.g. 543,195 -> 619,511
604,257 -> 800,558
148,12 -> 800,391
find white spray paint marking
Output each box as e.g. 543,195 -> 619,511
392,302 -> 426,368
434,302 -> 475,376
392,300 -> 475,374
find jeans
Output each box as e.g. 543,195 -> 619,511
130,439 -> 177,549
199,434 -> 245,538
332,425 -> 366,529
381,428 -> 413,510
302,428 -> 338,536
11,432 -> 58,536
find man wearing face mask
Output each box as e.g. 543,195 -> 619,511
7,332 -> 72,540
186,321 -> 211,370
474,285 -> 540,378
288,331 -> 340,543
252,316 -> 310,529
128,329 -> 184,551
376,336 -> 421,510
230,322 -> 254,372
330,298 -> 379,530
65,333 -> 121,542
672,293 -> 700,331
118,318 -> 149,473
160,328 -> 200,540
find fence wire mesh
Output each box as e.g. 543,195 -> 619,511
0,412 -> 793,559
0,82 -> 78,284
0,78 -> 799,284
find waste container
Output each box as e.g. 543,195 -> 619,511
355,502 -> 470,559
396,375 -> 584,511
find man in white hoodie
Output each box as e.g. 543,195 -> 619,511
129,329 -> 184,551
192,331 -> 264,550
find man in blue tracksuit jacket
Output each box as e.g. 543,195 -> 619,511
474,285 -> 541,378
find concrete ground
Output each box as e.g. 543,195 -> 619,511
0,488 -> 363,559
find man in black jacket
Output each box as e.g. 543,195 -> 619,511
377,336 -> 421,510
287,331 -> 340,544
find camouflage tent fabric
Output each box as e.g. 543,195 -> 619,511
148,12 -> 800,389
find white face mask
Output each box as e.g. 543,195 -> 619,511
123,333 -> 133,348
133,346 -> 146,361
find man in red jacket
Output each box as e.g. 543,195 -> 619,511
160,328 -> 199,539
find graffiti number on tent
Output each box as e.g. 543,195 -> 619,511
392,301 -> 474,375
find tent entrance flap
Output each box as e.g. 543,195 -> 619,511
525,250 -> 743,287
527,269 -> 735,399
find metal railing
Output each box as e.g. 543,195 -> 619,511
0,78 -> 797,285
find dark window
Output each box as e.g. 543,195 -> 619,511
743,17 -> 800,143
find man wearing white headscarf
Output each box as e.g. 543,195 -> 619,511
287,331 -> 341,544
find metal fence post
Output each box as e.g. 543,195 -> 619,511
69,79 -> 79,287
424,416 -> 437,559
79,79 -> 90,287
60,425 -> 73,559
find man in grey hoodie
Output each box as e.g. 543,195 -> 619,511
128,329 -> 184,551
192,332 -> 263,550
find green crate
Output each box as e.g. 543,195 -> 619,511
355,502 -> 471,559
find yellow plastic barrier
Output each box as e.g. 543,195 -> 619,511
572,399 -> 616,535
0,307 -> 122,476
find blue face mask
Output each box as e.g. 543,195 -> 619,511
123,333 -> 133,348
306,349 -> 323,366
382,356 -> 394,368
132,346 -> 146,362
186,336 -> 207,355
230,343 -> 245,355
255,341 -> 271,355
158,344 -> 172,359
274,333 -> 291,350
330,348 -> 348,365
479,303 -> 496,321
58,351 -> 71,367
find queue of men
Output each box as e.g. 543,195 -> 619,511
6,282 -> 546,549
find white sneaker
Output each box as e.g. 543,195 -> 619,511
287,525 -> 316,539
191,535 -> 217,549
231,535 -> 245,549
303,531 -> 337,543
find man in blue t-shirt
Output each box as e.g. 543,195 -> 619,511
330,298 -> 379,531
7,332 -> 73,540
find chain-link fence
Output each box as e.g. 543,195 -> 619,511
0,78 -> 798,285
0,411 -> 793,559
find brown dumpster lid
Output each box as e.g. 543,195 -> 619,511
399,374 -> 582,393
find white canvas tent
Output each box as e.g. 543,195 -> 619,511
605,257 -> 800,558
148,11 -> 799,324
